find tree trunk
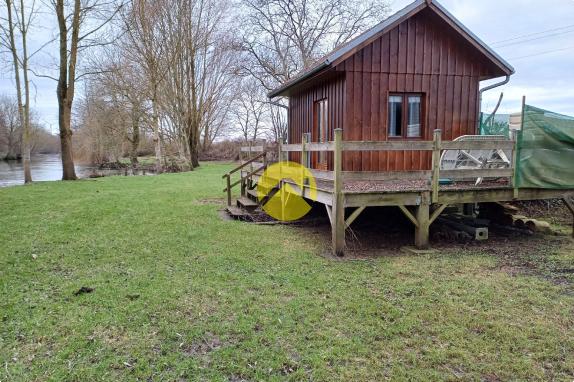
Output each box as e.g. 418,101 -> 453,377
58,100 -> 77,180
130,109 -> 140,168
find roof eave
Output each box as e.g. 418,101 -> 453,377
267,61 -> 331,98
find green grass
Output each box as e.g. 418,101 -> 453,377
1,163 -> 573,381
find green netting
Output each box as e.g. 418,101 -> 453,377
480,112 -> 510,137
516,105 -> 574,189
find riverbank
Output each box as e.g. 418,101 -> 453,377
0,154 -> 158,187
1,163 -> 573,380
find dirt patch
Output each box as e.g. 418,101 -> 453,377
511,199 -> 572,225
182,333 -> 223,357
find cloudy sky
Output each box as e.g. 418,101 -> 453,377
392,0 -> 574,116
1,0 -> 573,130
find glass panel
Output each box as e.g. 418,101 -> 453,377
388,95 -> 403,137
407,95 -> 421,137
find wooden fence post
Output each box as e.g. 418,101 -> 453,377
431,129 -> 442,204
514,96 -> 526,199
301,134 -> 308,185
226,175 -> 232,207
332,129 -> 345,256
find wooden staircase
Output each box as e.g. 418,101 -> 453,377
222,151 -> 269,219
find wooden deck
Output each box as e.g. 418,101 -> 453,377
228,129 -> 574,256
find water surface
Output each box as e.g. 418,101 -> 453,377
0,154 -> 148,187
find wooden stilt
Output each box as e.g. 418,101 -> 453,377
415,193 -> 431,249
332,129 -> 345,256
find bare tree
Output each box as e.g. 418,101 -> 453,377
232,78 -> 267,142
240,0 -> 390,90
160,0 -> 237,168
49,0 -> 123,180
0,95 -> 21,159
0,0 -> 36,182
267,101 -> 288,143
122,0 -> 169,173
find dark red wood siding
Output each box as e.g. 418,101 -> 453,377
288,9 -> 499,172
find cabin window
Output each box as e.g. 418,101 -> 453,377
315,99 -> 328,164
388,94 -> 423,138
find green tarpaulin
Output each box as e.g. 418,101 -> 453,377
516,105 -> 574,189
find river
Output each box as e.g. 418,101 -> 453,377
0,154 -> 149,187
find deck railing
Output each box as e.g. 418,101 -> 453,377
240,129 -> 518,204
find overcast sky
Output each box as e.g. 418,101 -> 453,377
1,0 -> 573,131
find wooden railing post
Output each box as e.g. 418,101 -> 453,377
513,96 -> 526,199
226,175 -> 232,207
332,129 -> 345,256
431,129 -> 442,204
301,134 -> 308,185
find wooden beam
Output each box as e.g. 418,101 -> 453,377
398,205 -> 419,228
325,205 -> 333,226
281,144 -> 303,152
306,142 -> 334,152
345,192 -> 423,208
342,170 -> 432,182
342,141 -> 433,151
429,204 -> 449,224
345,206 -> 366,228
514,96 -> 526,199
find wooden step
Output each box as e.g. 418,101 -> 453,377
247,189 -> 259,200
237,196 -> 259,211
226,206 -> 248,218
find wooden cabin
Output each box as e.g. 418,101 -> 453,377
268,0 -> 514,172
224,0 -> 574,256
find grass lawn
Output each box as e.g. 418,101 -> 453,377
1,162 -> 573,381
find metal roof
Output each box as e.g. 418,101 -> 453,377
268,0 -> 514,98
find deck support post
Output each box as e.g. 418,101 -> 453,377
564,197 -> 574,238
414,193 -> 431,249
332,129 -> 345,256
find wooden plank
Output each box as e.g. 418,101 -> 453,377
306,142 -> 334,152
342,170 -> 431,182
342,141 -> 434,151
440,168 -> 513,179
281,144 -> 303,152
345,192 -> 423,208
310,169 -> 334,181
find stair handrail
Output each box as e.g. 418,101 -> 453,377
223,151 -> 268,206
222,151 -> 267,179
